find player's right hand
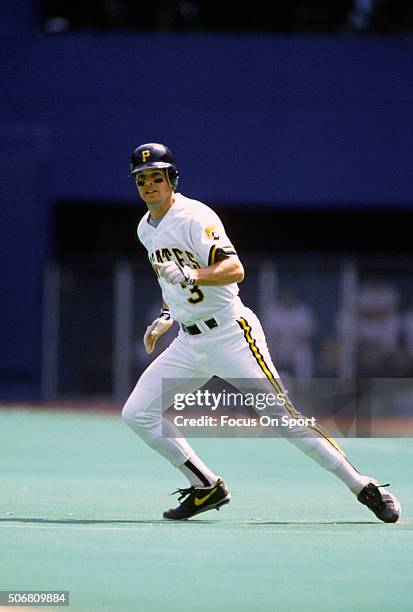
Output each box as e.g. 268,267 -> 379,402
143,313 -> 174,354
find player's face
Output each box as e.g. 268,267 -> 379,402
135,169 -> 172,205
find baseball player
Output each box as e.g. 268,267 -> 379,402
122,143 -> 401,523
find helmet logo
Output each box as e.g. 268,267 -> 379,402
141,149 -> 151,162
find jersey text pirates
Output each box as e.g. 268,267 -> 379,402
137,193 -> 239,324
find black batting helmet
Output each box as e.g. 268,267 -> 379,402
129,143 -> 179,189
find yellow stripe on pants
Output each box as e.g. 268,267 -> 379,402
237,317 -> 346,457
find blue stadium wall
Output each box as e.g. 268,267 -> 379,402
1,1 -> 413,398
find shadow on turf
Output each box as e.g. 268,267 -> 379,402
0,517 -> 379,525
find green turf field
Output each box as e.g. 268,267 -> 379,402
1,408 -> 412,611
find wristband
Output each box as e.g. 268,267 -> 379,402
160,309 -> 171,320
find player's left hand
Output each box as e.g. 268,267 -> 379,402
154,261 -> 197,286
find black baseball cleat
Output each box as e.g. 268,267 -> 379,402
357,482 -> 401,523
163,478 -> 231,520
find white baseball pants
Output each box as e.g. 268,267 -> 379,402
122,300 -> 351,475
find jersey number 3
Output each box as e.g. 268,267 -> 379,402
187,286 -> 204,304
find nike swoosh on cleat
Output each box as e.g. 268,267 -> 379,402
194,486 -> 218,506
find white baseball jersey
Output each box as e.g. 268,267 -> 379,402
137,193 -> 239,324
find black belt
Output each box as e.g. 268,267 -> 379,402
181,318 -> 218,335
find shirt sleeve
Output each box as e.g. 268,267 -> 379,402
137,213 -> 150,250
189,208 -> 237,266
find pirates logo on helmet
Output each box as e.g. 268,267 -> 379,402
129,143 -> 179,189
